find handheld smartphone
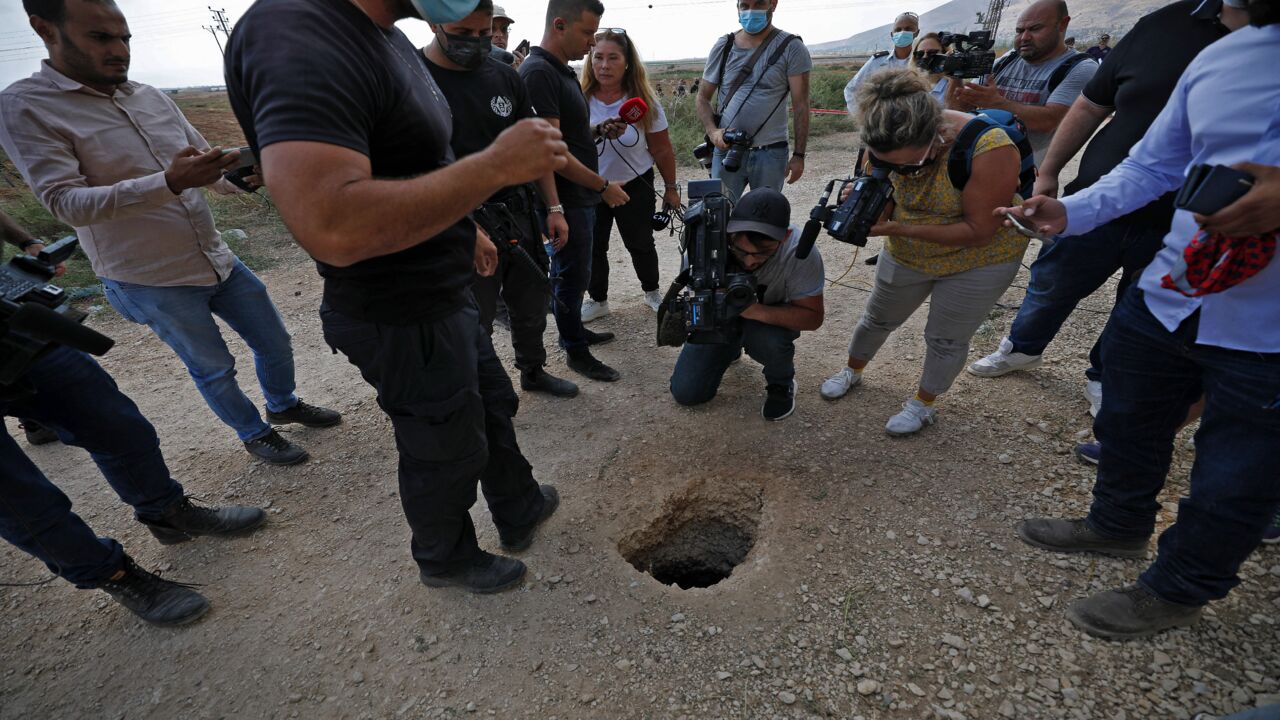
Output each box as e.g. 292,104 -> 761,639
223,146 -> 256,172
1175,163 -> 1254,215
516,39 -> 530,55
1004,210 -> 1048,240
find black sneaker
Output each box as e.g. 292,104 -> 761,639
520,368 -> 580,398
762,379 -> 797,421
566,349 -> 620,382
1066,585 -> 1203,640
243,429 -> 309,466
99,556 -> 210,626
138,496 -> 268,545
1016,518 -> 1149,558
265,399 -> 342,428
1074,441 -> 1101,466
20,419 -> 59,446
419,551 -> 526,594
583,329 -> 615,346
500,485 -> 560,552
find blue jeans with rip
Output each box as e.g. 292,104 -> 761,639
101,258 -> 297,441
1008,219 -> 1166,381
0,346 -> 184,587
1087,288 -> 1280,606
669,319 -> 800,406
711,143 -> 790,204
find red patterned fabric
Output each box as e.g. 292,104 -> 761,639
1161,230 -> 1277,297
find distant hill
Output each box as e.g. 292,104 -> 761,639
811,0 -> 1173,54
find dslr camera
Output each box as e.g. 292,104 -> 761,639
795,166 -> 895,260
692,129 -> 750,172
924,30 -> 996,79
657,179 -> 757,346
1,236 -> 113,389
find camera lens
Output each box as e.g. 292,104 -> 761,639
723,146 -> 744,173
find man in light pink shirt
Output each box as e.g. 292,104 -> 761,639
1,0 -> 341,465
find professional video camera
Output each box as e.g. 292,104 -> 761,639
692,129 -> 750,172
795,166 -> 895,260
924,30 -> 996,79
657,179 -> 757,346
0,236 -> 113,388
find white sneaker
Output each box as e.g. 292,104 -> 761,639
642,290 -> 662,312
885,398 -> 937,436
1084,380 -> 1103,417
581,299 -> 610,323
967,337 -> 1043,378
820,367 -> 862,400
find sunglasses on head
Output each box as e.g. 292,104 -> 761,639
595,28 -> 627,39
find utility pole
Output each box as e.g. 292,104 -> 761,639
977,0 -> 1008,38
202,24 -> 224,55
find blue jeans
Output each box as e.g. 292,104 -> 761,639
1088,288 -> 1280,606
711,143 -> 790,204
1008,219 -> 1166,381
669,319 -> 800,405
101,258 -> 297,441
543,204 -> 597,351
0,346 -> 185,587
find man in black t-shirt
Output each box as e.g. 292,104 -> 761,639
520,0 -> 630,383
968,0 -> 1248,417
424,0 -> 578,399
224,0 -> 569,594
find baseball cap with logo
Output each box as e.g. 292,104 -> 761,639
726,188 -> 791,243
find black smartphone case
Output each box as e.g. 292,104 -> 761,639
1175,164 -> 1255,215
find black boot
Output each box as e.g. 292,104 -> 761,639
138,496 -> 267,545
583,329 -> 615,346
520,368 -> 579,398
99,556 -> 209,626
243,429 -> 309,466
419,551 -> 526,594
265,399 -> 342,428
20,419 -> 59,446
1067,585 -> 1203,639
500,485 -> 560,552
566,348 -> 620,382
1016,518 -> 1149,558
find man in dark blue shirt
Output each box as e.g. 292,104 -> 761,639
225,0 -> 568,594
520,0 -> 631,383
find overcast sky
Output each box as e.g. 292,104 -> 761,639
0,0 -> 948,90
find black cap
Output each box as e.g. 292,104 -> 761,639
726,188 -> 791,242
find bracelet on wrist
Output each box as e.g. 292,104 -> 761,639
792,152 -> 805,158
597,179 -> 610,194
547,204 -> 565,214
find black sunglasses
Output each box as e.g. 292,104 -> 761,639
913,49 -> 942,61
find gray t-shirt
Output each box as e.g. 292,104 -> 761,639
992,49 -> 1098,163
753,224 -> 825,306
703,31 -> 812,147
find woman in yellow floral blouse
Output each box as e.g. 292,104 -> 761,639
820,67 -> 1029,436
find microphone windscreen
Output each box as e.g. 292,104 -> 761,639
619,97 -> 648,125
795,218 -> 822,260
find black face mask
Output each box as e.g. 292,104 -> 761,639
1246,0 -> 1280,26
440,31 -> 492,69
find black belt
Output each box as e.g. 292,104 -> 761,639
749,141 -> 789,151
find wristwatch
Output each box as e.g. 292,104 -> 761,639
597,179 -> 610,194
547,204 -> 565,214
18,238 -> 43,251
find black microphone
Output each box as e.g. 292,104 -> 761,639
795,218 -> 822,260
7,302 -> 114,356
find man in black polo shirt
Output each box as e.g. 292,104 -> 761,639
423,0 -> 578,399
224,0 -> 568,594
520,0 -> 630,383
968,0 -> 1248,421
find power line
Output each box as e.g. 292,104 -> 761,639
206,6 -> 233,56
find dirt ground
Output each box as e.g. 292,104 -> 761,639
2,131 -> 1277,720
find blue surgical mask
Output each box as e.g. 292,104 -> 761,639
409,0 -> 480,24
739,9 -> 769,34
892,30 -> 916,47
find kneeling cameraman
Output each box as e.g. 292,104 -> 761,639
668,188 -> 824,420
1,223 -> 265,627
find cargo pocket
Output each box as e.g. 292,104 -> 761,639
388,387 -> 487,467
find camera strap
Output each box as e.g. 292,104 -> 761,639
721,33 -> 802,146
716,28 -> 778,120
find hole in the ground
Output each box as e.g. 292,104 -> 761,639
618,478 -> 762,590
